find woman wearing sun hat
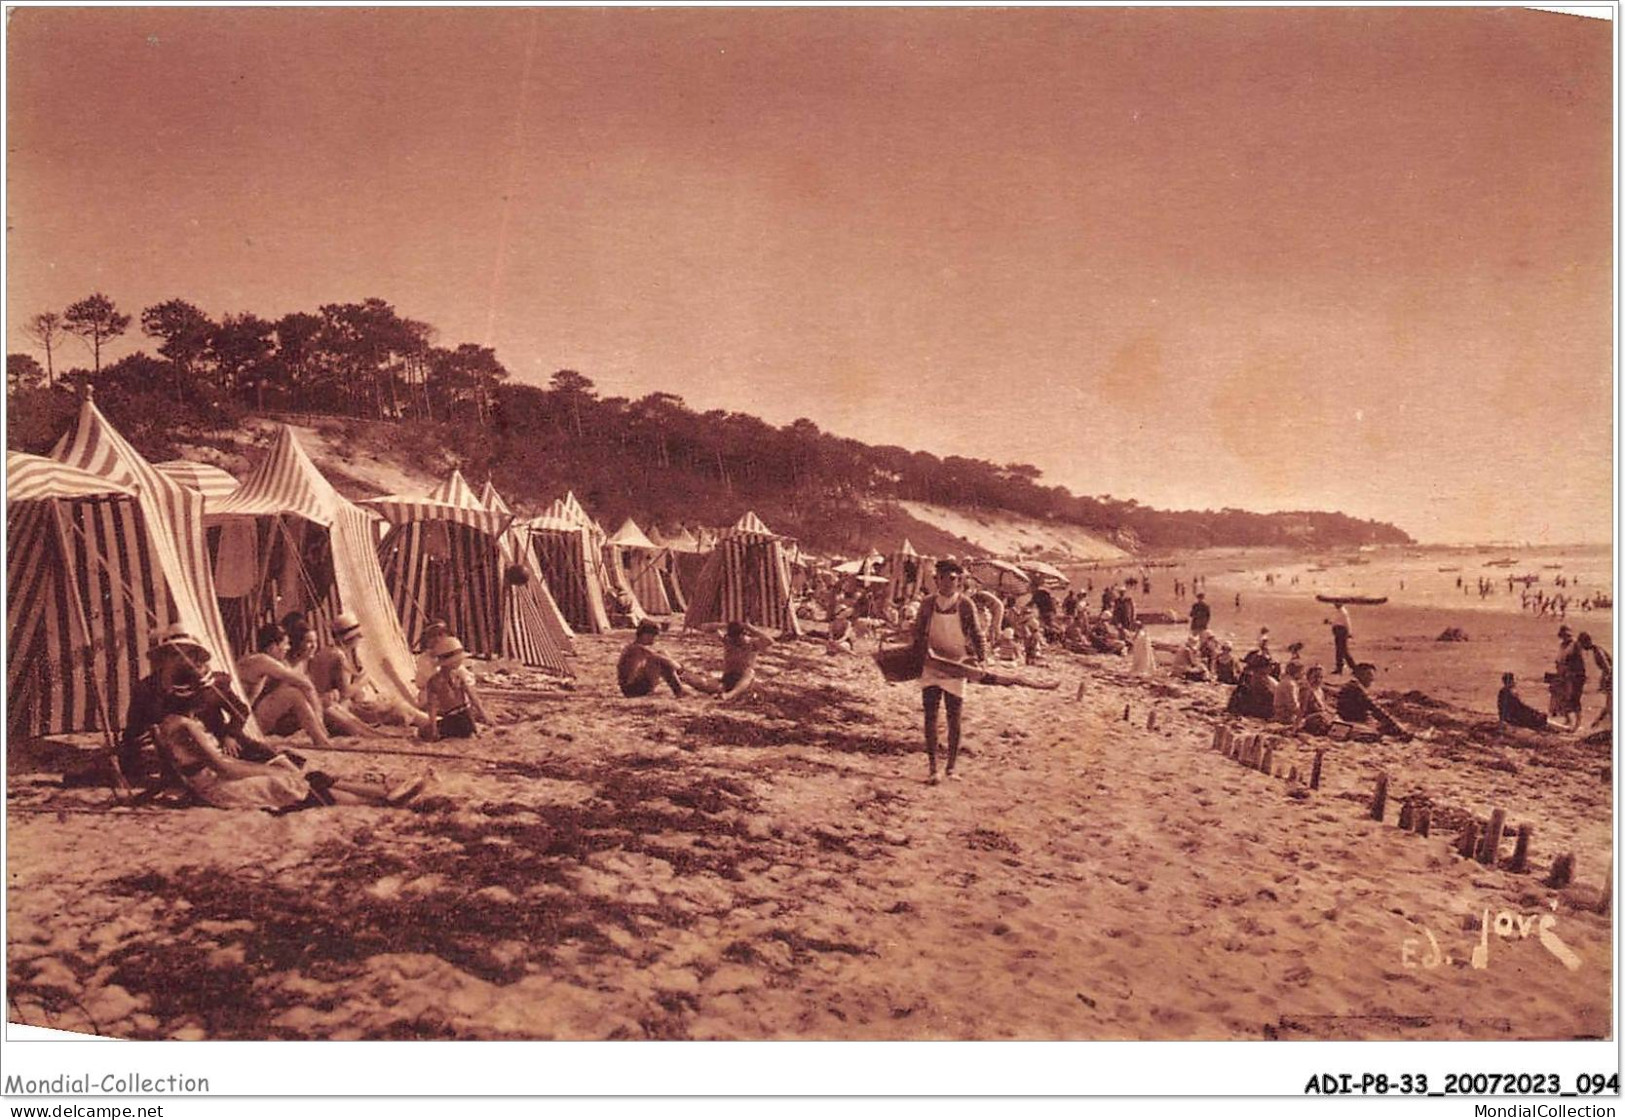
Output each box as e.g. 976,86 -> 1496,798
420,634 -> 490,741
308,611 -> 430,732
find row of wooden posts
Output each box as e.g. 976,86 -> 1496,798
1209,724 -> 1322,789
1211,718 -> 1603,908
1367,772 -> 1586,892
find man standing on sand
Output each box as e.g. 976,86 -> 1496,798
1327,601 -> 1354,675
1188,591 -> 1211,635
912,558 -> 986,785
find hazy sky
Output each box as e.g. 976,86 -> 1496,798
7,7 -> 1614,543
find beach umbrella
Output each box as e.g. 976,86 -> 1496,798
965,557 -> 1032,594
1020,560 -> 1070,588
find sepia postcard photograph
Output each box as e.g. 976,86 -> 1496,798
2,2 -> 1616,1102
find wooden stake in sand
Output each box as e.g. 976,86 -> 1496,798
1288,765 -> 1300,784
1259,746 -> 1274,775
1310,750 -> 1324,791
1508,824 -> 1532,874
1416,807 -> 1431,838
1457,821 -> 1480,860
1546,853 -> 1575,889
1075,679 -> 1087,701
1477,809 -> 1506,866
1122,703 -> 1131,722
1211,725 -> 1226,751
1397,801 -> 1414,831
1369,774 -> 1388,822
1146,708 -> 1158,731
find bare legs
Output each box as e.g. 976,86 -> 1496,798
922,685 -> 963,781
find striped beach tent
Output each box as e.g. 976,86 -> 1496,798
644,527 -> 688,611
7,452 -> 160,741
886,539 -> 932,605
524,492 -> 633,633
202,425 -> 418,703
480,479 -> 576,665
607,517 -> 676,615
682,511 -> 802,635
367,471 -> 571,676
46,391 -> 248,708
663,526 -> 710,608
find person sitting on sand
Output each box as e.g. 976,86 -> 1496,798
1197,630 -> 1221,674
1226,660 -> 1277,720
237,622 -> 338,750
119,625 -> 285,790
619,620 -> 700,697
308,612 -> 431,732
1244,634 -> 1281,680
1295,665 -> 1339,735
912,557 -> 986,785
1335,663 -> 1412,740
413,619 -> 452,708
1497,672 -> 1551,732
421,635 -> 490,740
697,621 -> 774,699
284,624 -> 377,739
1273,660 -> 1303,724
1213,641 -> 1239,685
1171,635 -> 1208,681
1087,616 -> 1125,656
156,671 -> 426,811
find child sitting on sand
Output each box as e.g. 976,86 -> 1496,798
421,635 -> 490,741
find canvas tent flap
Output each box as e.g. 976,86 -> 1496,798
364,468 -> 512,539
154,460 -> 240,502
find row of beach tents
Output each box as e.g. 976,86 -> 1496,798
7,393 -> 806,747
9,393 -> 1072,750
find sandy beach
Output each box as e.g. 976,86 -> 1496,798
6,619 -> 1612,1041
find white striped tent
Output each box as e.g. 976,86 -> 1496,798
886,538 -> 933,605
551,495 -> 646,624
202,425 -> 419,704
367,471 -> 572,676
607,517 -> 678,615
682,511 -> 802,635
524,492 -> 643,632
479,479 -> 576,662
46,393 -> 249,713
7,453 -> 162,741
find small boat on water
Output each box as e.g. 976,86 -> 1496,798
1306,565 -> 1328,573
1315,594 -> 1389,607
1437,566 -> 1461,572
1542,564 -> 1564,570
1483,558 -> 1518,568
